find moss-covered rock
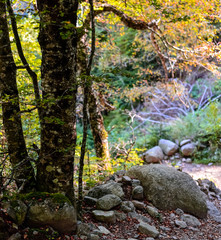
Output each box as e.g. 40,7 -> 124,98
17,192 -> 72,206
2,200 -> 27,225
25,193 -> 77,234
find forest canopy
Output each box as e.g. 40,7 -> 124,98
0,0 -> 221,205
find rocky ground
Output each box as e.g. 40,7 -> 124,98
1,163 -> 221,240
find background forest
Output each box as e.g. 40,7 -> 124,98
0,0 -> 221,195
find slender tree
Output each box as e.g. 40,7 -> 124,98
0,0 -> 35,192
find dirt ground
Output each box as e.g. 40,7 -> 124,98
181,162 -> 221,189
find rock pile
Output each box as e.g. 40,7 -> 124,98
143,139 -> 197,164
75,164 -> 220,240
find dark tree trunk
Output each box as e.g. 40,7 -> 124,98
0,0 -> 35,191
36,0 -> 78,200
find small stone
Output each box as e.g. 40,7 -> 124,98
174,153 -> 180,159
132,186 -> 144,200
175,220 -> 187,228
90,234 -> 100,240
170,213 -> 176,219
138,221 -> 159,238
97,226 -> 111,235
181,214 -> 201,227
128,212 -> 151,223
145,238 -> 155,240
122,176 -> 132,184
8,233 -> 22,240
131,179 -> 140,187
33,231 -> 38,235
175,208 -> 184,216
146,206 -> 159,218
96,194 -> 122,210
88,181 -> 124,199
159,139 -> 179,156
143,146 -> 164,163
92,210 -> 116,223
121,201 -> 135,213
185,158 -> 192,163
181,143 -> 196,157
114,210 -> 127,221
77,223 -> 91,237
132,200 -> 146,210
160,226 -> 171,231
79,235 -> 87,240
180,139 -> 191,147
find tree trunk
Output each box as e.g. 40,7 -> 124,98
0,0 -> 35,192
36,0 -> 78,200
77,40 -> 111,169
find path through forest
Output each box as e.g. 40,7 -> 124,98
182,163 -> 221,189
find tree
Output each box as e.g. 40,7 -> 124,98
0,0 -> 35,192
36,0 -> 79,200
0,0 -> 220,202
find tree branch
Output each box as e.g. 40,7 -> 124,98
6,0 -> 42,122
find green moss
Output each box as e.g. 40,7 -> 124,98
16,192 -> 72,205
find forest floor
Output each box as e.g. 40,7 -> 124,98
2,162 -> 221,240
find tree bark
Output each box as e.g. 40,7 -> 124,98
0,0 -> 35,191
77,40 -> 111,168
36,0 -> 78,200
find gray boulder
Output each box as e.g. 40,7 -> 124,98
127,164 -> 207,218
26,197 -> 77,233
159,139 -> 178,156
96,194 -> 122,210
143,146 -> 164,163
181,143 -> 196,157
88,181 -> 124,199
92,210 -> 116,223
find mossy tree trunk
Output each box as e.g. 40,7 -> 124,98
0,0 -> 35,191
36,0 -> 79,200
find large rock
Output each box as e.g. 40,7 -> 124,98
181,143 -> 196,157
96,194 -> 122,210
159,139 -> 178,156
26,196 -> 77,233
88,181 -> 124,199
2,200 -> 27,225
143,146 -> 164,163
127,165 -> 207,218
